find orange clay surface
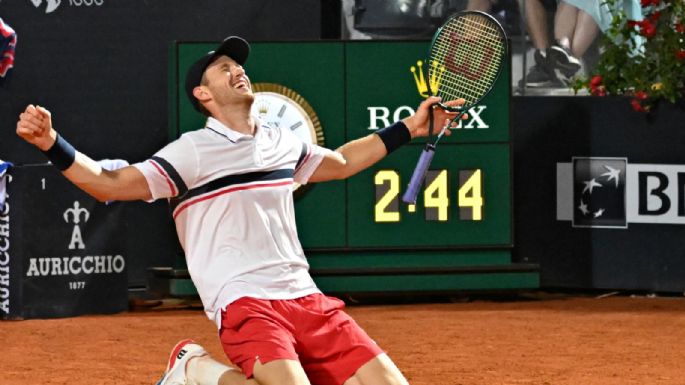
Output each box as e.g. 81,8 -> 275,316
3,294 -> 685,385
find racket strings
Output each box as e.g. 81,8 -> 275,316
440,16 -> 501,95
429,14 -> 505,105
441,17 -> 500,100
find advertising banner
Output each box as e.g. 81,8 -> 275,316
1,165 -> 127,319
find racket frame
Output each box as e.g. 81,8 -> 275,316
402,10 -> 507,205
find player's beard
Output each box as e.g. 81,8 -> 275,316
210,83 -> 254,111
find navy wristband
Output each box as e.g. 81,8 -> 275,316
376,121 -> 411,154
42,134 -> 77,171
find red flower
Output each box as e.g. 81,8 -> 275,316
650,11 -> 661,23
641,0 -> 659,6
635,90 -> 648,100
631,99 -> 645,112
640,20 -> 657,38
590,75 -> 603,87
627,20 -> 640,29
590,84 -> 606,97
589,75 -> 606,96
676,23 -> 685,34
677,50 -> 685,60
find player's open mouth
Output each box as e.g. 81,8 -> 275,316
233,80 -> 248,90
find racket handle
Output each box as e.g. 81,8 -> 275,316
402,144 -> 436,204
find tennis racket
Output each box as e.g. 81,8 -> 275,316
401,11 -> 507,204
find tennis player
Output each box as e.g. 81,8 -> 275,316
16,36 -> 466,385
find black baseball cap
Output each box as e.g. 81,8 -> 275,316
185,36 -> 250,112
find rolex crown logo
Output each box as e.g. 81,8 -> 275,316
257,101 -> 269,116
410,60 -> 445,97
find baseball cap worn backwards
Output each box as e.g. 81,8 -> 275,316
185,36 -> 250,112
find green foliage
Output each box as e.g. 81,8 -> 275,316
575,0 -> 685,112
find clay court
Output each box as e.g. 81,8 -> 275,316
4,293 -> 685,385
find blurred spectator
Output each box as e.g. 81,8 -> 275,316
552,0 -> 644,79
466,0 -> 522,36
517,0 -> 558,88
467,0 -> 560,88
467,0 -> 498,13
549,1 -> 600,79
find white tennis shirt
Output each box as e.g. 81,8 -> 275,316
133,117 -> 333,327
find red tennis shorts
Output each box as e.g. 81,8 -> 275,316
219,293 -> 384,385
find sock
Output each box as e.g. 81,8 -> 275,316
187,356 -> 235,385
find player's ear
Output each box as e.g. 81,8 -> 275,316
193,86 -> 210,103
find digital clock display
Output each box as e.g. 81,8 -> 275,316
374,168 -> 483,222
346,142 -> 511,248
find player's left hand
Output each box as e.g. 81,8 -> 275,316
403,96 -> 468,139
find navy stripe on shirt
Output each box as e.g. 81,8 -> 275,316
151,156 -> 189,197
169,168 -> 294,211
295,142 -> 308,171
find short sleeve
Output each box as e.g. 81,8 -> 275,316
293,142 -> 335,185
132,134 -> 198,201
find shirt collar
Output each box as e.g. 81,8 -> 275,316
205,116 -> 265,142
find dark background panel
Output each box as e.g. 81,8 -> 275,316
0,0 -> 325,164
6,165 -> 128,318
511,96 -> 594,288
512,96 -> 685,291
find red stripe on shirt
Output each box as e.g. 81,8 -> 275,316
149,159 -> 177,197
172,180 -> 293,219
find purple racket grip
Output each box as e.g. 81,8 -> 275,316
402,145 -> 436,204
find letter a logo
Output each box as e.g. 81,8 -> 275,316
68,226 -> 85,250
64,201 -> 90,250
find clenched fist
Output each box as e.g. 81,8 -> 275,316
16,104 -> 57,151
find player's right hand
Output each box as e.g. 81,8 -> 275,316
16,104 -> 57,151
403,96 -> 468,139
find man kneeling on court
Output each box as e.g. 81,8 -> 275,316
16,36 -> 466,385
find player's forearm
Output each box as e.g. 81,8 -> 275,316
62,153 -> 121,202
312,121 -> 412,182
63,155 -> 153,202
42,133 -> 151,202
332,134 -> 388,179
38,131 -> 113,201
339,120 -> 414,177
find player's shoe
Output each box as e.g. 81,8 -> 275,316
156,339 -> 208,385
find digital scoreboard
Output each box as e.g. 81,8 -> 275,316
169,41 -> 536,293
